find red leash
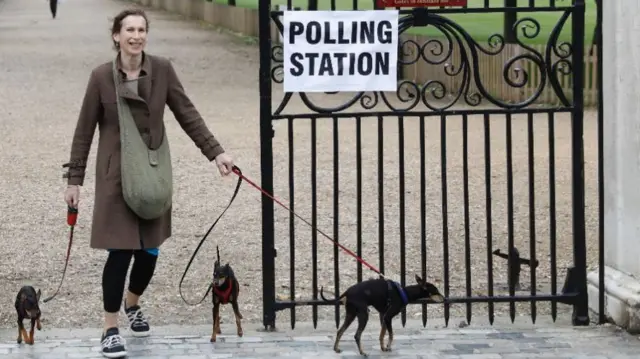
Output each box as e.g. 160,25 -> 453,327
43,206 -> 77,303
230,167 -> 386,279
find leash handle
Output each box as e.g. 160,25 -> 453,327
67,206 -> 78,226
178,166 -> 243,306
43,206 -> 77,303
230,168 -> 386,279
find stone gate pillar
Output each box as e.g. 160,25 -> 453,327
586,0 -> 640,333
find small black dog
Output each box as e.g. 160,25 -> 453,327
210,246 -> 243,343
15,285 -> 43,345
320,274 -> 444,356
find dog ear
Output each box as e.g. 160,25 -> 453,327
36,289 -> 41,301
415,274 -> 424,285
216,246 -> 221,263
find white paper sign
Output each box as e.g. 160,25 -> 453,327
283,10 -> 399,93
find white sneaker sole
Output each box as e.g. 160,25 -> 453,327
101,350 -> 127,358
129,328 -> 151,337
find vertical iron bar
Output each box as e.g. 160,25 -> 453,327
420,115 -> 428,327
484,113 -> 495,325
462,114 -> 472,324
333,116 -> 341,328
378,115 -> 385,276
311,119 -> 319,328
440,114 -> 450,326
356,116 -> 363,284
527,112 -> 537,324
287,117 -> 296,329
570,0 -> 590,326
548,111 -> 558,322
258,0 -> 276,331
596,0 -> 605,325
506,113 -> 516,322
398,115 -> 407,327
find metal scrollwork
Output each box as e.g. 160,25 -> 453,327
270,8 -> 575,114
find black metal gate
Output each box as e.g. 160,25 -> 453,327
257,0 -> 600,331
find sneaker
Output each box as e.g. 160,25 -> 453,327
100,327 -> 127,358
124,300 -> 151,337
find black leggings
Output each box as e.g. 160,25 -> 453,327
102,250 -> 158,313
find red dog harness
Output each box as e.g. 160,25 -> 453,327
212,280 -> 234,304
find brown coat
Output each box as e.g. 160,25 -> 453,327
64,52 -> 224,250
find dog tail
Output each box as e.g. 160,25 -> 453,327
216,246 -> 220,264
319,286 -> 346,304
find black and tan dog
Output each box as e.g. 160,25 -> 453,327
210,246 -> 243,343
320,274 -> 444,357
15,285 -> 43,345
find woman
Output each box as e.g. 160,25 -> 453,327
63,8 -> 234,358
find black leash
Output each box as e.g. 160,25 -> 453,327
178,165 -> 243,306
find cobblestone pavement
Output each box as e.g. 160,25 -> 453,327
0,317 -> 639,358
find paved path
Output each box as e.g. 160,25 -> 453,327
0,318 -> 639,358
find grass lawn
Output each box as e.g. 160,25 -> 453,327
212,0 -> 596,45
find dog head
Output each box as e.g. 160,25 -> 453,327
213,246 -> 233,287
414,274 -> 445,303
19,287 -> 42,318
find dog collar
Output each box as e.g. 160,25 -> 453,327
391,281 -> 409,305
212,280 -> 233,304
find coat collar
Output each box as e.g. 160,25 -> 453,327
114,51 -> 153,104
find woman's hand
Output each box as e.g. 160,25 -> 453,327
214,153 -> 234,176
64,185 -> 80,208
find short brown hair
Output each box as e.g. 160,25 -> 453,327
110,8 -> 150,50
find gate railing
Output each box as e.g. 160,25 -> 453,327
258,0 -> 592,331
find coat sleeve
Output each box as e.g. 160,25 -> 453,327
165,59 -> 225,162
64,69 -> 101,186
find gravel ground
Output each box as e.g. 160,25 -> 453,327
0,0 -> 601,332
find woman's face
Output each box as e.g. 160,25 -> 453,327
113,15 -> 147,56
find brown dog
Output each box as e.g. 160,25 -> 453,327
15,285 -> 43,345
210,246 -> 243,343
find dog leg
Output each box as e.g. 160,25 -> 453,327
16,319 -> 24,344
27,318 -> 36,345
354,308 -> 370,357
378,314 -> 387,351
210,303 -> 220,343
36,317 -> 42,331
334,310 -> 356,354
382,315 -> 394,351
231,301 -> 243,337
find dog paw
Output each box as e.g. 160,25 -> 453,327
383,346 -> 392,352
359,352 -> 369,357
237,330 -> 243,337
210,336 -> 217,343
333,348 -> 342,354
